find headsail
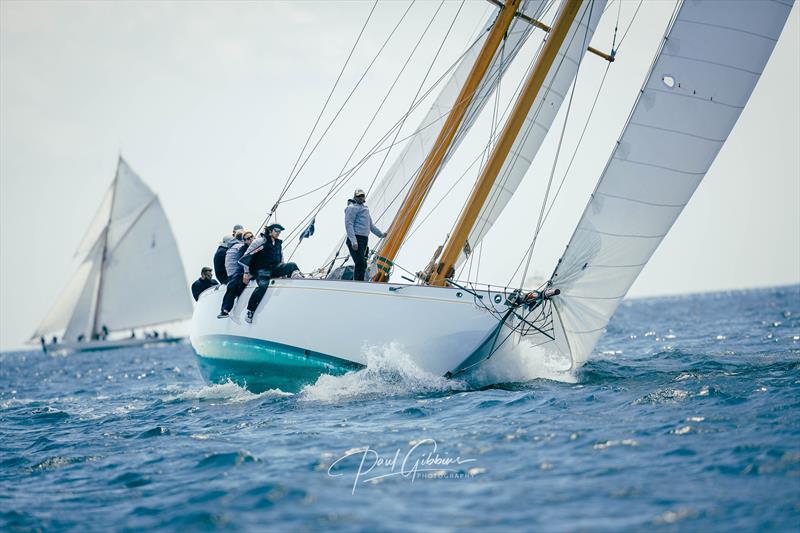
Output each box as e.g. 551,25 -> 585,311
550,0 -> 794,366
32,158 -> 193,341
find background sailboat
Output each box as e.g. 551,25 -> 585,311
32,157 -> 193,351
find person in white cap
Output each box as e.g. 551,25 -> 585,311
344,189 -> 386,281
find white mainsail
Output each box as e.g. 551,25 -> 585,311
32,158 -> 193,342
325,0 -> 553,263
550,0 -> 794,366
459,0 -> 606,267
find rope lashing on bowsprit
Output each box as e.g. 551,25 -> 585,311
374,254 -> 394,275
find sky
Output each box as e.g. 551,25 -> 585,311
1,0 -> 798,351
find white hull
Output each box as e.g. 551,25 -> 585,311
190,279 -> 513,391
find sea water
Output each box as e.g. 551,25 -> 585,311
1,285 -> 798,531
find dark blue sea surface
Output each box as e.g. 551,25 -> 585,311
1,285 -> 799,531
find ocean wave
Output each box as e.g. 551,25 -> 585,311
300,342 -> 467,402
166,380 -> 292,403
465,337 -> 578,386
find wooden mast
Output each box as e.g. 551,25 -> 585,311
429,0 -> 584,286
372,0 -> 522,282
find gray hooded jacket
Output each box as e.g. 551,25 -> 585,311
344,199 -> 385,245
225,240 -> 247,278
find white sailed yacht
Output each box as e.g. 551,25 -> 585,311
191,0 -> 794,392
33,157 -> 193,352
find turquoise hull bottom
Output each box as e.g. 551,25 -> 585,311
192,335 -> 364,393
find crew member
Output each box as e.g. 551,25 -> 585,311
191,266 -> 219,301
240,224 -> 301,323
213,236 -> 234,284
344,189 -> 386,281
218,231 -> 254,318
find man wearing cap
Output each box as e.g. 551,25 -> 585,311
191,266 -> 218,301
239,223 -> 301,323
345,189 -> 387,281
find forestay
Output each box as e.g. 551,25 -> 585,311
32,158 -> 193,341
325,0 -> 552,263
550,0 -> 794,366
459,0 -> 606,267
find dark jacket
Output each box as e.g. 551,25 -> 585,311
213,243 -> 232,284
240,236 -> 282,274
191,277 -> 218,301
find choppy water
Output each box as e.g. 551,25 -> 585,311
2,285 -> 799,531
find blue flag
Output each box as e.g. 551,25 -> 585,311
299,217 -> 315,242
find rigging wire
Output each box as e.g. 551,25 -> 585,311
289,0 -> 420,242
281,0 -> 473,251
279,3 -> 486,209
518,0 -> 596,287
505,0 -> 652,286
451,0 -> 587,253
283,0 -> 445,261
278,2 -> 420,218
438,0 -> 592,287
396,0 -> 554,252
258,0 -> 378,232
366,0 -> 463,199
295,0 -> 463,256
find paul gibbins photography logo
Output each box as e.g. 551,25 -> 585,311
327,438 -> 480,494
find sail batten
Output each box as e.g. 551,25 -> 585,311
551,0 -> 794,367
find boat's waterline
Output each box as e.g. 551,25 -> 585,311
190,278 -> 509,392
193,334 -> 362,393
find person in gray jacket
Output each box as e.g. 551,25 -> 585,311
345,189 -> 386,281
218,230 -> 254,318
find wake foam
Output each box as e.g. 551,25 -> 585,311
300,343 -> 467,402
463,337 -> 577,386
167,380 -> 292,403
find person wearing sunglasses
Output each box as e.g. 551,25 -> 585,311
239,223 -> 301,323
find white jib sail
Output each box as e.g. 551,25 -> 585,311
459,0 -> 607,267
324,0 -> 552,264
550,0 -> 794,367
32,158 -> 193,341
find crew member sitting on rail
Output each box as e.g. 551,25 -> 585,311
239,223 -> 301,324
218,230 -> 254,318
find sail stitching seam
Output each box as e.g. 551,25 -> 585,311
595,191 -> 687,208
678,18 -> 779,42
628,121 -> 726,144
611,156 -> 705,176
646,87 -> 745,110
659,52 -> 763,76
578,227 -> 666,239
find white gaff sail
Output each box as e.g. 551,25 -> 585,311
459,0 -> 606,267
550,0 -> 795,367
324,0 -> 553,263
32,158 -> 193,341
